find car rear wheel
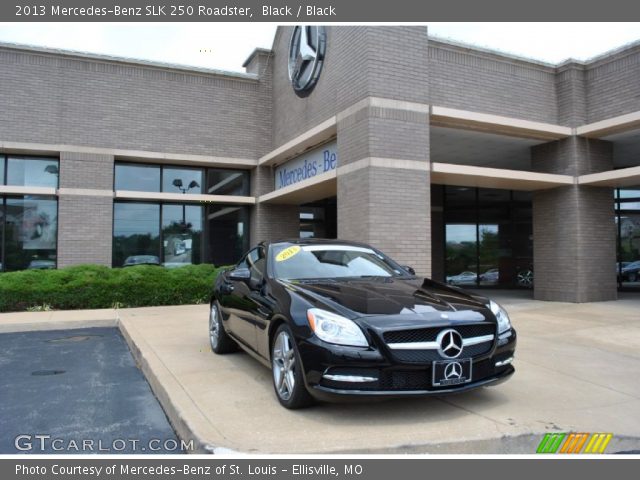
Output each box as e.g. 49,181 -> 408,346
209,302 -> 237,354
629,272 -> 638,283
271,325 -> 314,409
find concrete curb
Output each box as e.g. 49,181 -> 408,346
0,309 -> 118,333
0,307 -> 228,454
117,315 -> 228,455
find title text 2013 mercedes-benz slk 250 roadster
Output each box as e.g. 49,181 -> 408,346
209,239 -> 516,409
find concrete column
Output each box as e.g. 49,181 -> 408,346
333,26 -> 431,276
246,47 -> 300,245
532,137 -> 617,302
336,106 -> 431,276
57,152 -> 114,268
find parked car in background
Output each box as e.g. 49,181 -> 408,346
123,255 -> 161,267
479,268 -> 499,285
517,269 -> 534,288
209,239 -> 516,409
446,271 -> 478,286
27,259 -> 56,270
619,261 -> 640,283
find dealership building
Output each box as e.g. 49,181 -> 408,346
1,26 -> 639,302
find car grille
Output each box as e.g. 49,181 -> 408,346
383,323 -> 495,343
382,323 -> 495,363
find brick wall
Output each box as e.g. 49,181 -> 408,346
56,152 -> 115,267
586,46 -> 640,122
57,195 -> 113,268
428,40 -> 559,124
59,152 -> 114,190
0,46 -> 269,159
271,26 -> 429,150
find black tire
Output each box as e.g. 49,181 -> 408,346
270,324 -> 314,409
630,272 -> 638,283
209,301 -> 237,354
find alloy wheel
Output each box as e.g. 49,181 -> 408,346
209,304 -> 219,350
272,331 -> 296,401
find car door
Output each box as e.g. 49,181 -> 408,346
219,250 -> 260,349
245,248 -> 276,359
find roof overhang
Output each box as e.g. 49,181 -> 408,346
431,106 -> 572,141
578,166 -> 640,188
431,163 -> 574,190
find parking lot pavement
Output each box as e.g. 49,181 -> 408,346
0,327 -> 181,454
116,297 -> 640,454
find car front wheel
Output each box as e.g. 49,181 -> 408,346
271,325 -> 314,409
209,301 -> 237,354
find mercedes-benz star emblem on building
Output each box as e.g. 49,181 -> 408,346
288,26 -> 327,97
437,329 -> 464,359
444,362 -> 463,380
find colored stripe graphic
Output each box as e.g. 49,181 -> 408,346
536,433 -> 566,453
585,433 -> 613,454
571,433 -> 589,453
537,433 -> 613,454
560,433 -> 579,453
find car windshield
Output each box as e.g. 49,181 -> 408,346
271,243 -> 407,280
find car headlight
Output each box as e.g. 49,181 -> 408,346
306,308 -> 368,347
489,300 -> 512,334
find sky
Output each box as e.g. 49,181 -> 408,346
0,23 -> 639,73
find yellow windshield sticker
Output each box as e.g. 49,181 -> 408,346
275,245 -> 301,262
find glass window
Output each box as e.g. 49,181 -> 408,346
247,247 -> 266,284
163,167 -> 203,194
162,204 -> 203,267
113,203 -> 160,267
4,196 -> 57,271
7,157 -> 59,188
0,158 -> 5,185
114,164 -> 160,192
478,224 -> 499,286
206,169 -> 249,196
206,205 -> 249,266
445,224 -> 478,286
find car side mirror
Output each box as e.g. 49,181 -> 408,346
228,267 -> 251,282
403,265 -> 416,275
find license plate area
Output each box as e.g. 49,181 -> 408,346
432,358 -> 472,387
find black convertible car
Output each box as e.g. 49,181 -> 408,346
209,239 -> 516,409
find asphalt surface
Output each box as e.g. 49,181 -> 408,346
0,327 -> 180,454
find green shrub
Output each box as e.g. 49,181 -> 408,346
0,264 -> 224,313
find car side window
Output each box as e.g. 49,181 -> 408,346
247,247 -> 266,285
236,255 -> 249,270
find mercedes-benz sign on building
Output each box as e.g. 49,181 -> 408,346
1,26 -> 639,302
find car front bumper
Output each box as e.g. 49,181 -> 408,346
296,329 -> 517,401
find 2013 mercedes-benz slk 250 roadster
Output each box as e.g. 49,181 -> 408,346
209,239 -> 516,409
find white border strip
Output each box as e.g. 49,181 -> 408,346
578,166 -> 640,187
431,163 -> 574,190
58,188 -> 114,197
338,157 -> 429,176
0,141 -> 256,168
576,110 -> 640,137
431,106 -> 573,138
0,185 -> 57,196
115,190 -> 255,204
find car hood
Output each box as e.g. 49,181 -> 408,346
281,277 -> 491,323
